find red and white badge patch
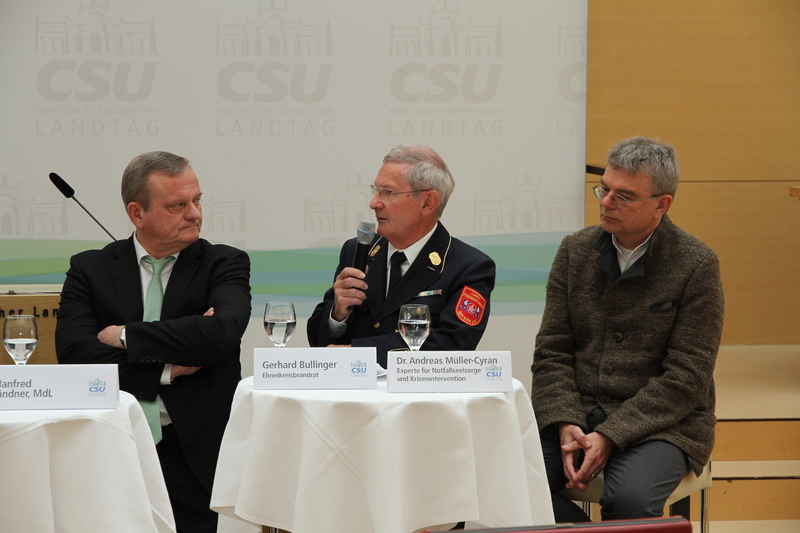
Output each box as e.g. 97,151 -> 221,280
455,286 -> 486,326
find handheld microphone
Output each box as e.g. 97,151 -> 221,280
352,220 -> 376,273
49,172 -> 117,241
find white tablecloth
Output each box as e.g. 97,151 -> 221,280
211,377 -> 554,533
0,391 -> 176,533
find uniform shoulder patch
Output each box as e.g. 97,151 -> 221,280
455,286 -> 486,326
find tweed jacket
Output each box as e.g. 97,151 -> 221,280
531,215 -> 724,465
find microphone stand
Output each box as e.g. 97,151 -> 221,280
70,195 -> 117,241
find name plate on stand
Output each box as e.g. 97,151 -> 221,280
0,364 -> 119,410
254,347 -> 378,390
387,351 -> 513,393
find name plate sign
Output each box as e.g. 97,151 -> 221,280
254,347 -> 377,390
0,364 -> 119,410
388,351 -> 513,393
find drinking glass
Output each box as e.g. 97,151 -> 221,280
398,304 -> 431,351
263,302 -> 296,348
3,315 -> 38,365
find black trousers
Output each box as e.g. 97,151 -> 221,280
157,424 -> 219,533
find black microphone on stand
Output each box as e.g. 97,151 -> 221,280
49,172 -> 117,241
352,220 -> 376,273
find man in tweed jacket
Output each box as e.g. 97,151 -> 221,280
532,137 -> 724,522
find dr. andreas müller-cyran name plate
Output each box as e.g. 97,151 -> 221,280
387,351 -> 512,393
254,347 -> 377,390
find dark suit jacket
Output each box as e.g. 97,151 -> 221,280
56,236 -> 251,489
307,224 -> 496,368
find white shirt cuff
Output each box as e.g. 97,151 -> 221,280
328,310 -> 349,336
160,364 -> 172,385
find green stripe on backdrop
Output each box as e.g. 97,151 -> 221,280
0,240 -> 106,281
0,237 -> 563,315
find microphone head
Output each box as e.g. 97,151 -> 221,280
356,220 -> 376,245
49,172 -> 75,199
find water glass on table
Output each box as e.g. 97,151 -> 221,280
3,315 -> 38,365
263,302 -> 296,348
398,304 -> 431,351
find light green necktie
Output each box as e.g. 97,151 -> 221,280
139,255 -> 175,444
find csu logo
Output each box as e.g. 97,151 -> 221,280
217,62 -> 332,103
88,378 -> 107,395
37,60 -> 157,102
390,63 -> 502,104
351,360 -> 368,376
485,365 -> 503,380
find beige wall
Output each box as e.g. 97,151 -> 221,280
586,0 -> 800,344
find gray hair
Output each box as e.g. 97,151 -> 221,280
382,144 -> 455,218
121,151 -> 191,208
607,137 -> 680,197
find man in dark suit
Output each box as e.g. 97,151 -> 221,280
307,144 -> 495,368
56,151 -> 251,533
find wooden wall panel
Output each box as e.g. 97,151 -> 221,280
709,479 -> 800,520
586,1 -> 800,344
586,0 -> 800,182
0,293 -> 60,365
715,420 -> 800,461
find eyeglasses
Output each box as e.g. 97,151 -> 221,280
370,184 -> 430,200
592,185 -> 660,209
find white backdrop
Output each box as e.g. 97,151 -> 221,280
0,0 -> 587,391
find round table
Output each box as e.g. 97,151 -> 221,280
0,391 -> 175,533
211,377 -> 554,533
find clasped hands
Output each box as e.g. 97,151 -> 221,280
558,422 -> 616,490
97,307 -> 215,380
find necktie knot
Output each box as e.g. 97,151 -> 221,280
143,255 -> 174,276
390,251 -> 406,268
